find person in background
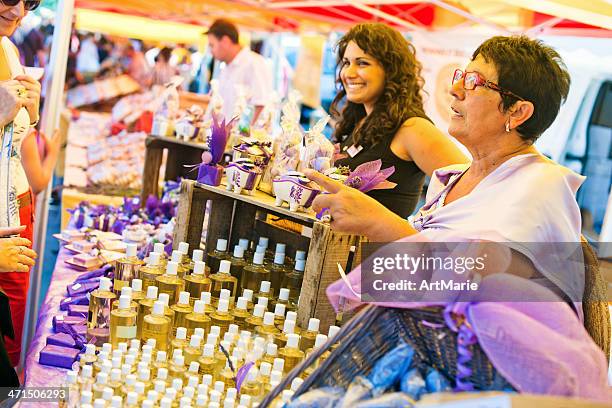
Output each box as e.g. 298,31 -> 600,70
123,41 -> 151,88
151,46 -> 177,86
75,32 -> 100,83
331,23 -> 467,218
206,19 -> 273,123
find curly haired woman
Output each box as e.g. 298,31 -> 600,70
332,23 -> 467,218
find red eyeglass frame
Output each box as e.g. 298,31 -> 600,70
1,0 -> 40,11
452,69 -> 526,101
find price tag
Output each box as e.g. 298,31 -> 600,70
346,144 -> 363,158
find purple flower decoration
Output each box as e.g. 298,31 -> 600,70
344,159 -> 396,192
145,195 -> 159,215
209,113 -> 238,165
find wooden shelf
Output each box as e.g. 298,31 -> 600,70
146,134 -> 208,150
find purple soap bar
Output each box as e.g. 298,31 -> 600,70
46,333 -> 77,348
39,345 -> 80,369
71,324 -> 87,337
59,294 -> 89,311
66,280 -> 100,297
67,304 -> 89,318
53,315 -> 86,333
75,264 -> 113,282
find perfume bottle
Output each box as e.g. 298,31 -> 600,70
184,334 -> 202,366
244,304 -> 266,333
152,242 -> 168,268
156,261 -> 185,306
275,288 -> 295,313
80,343 -> 98,367
137,286 -> 158,339
168,354 -> 187,383
207,238 -> 229,273
111,286 -> 138,313
142,301 -> 172,352
262,342 -> 278,366
256,312 -> 280,339
170,327 -> 190,357
185,299 -> 212,339
257,281 -> 272,309
273,319 -> 295,349
238,238 -> 252,260
171,292 -> 194,337
110,295 -> 138,347
139,252 -> 164,293
282,258 -> 305,307
177,241 -> 192,271
113,244 -> 144,296
199,292 -> 216,314
240,252 -> 270,294
130,279 -> 145,303
157,293 -> 177,325
198,343 -> 217,378
219,358 -> 237,389
303,334 -> 329,377
241,289 -> 254,312
268,251 -> 288,298
170,250 -> 190,279
210,299 -> 235,339
278,333 -> 304,374
152,350 -> 168,380
257,236 -> 272,260
87,277 -> 115,344
228,245 -> 247,285
184,261 -> 212,305
272,303 -> 286,328
210,260 -> 238,306
188,248 -> 204,274
230,297 -> 251,330
300,318 -> 320,352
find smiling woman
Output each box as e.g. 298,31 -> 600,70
331,23 -> 467,218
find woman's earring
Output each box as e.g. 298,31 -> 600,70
505,121 -> 511,133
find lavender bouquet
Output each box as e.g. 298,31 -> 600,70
197,113 -> 237,186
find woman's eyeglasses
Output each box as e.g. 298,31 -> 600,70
1,0 -> 41,11
452,69 -> 525,101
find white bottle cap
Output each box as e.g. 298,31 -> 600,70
263,312 -> 275,326
96,371 -> 108,384
80,390 -> 93,404
314,333 -> 328,349
193,261 -> 206,275
142,400 -> 154,408
210,390 -> 221,403
166,262 -> 179,276
273,358 -> 284,373
157,367 -> 168,381
200,291 -> 211,304
217,298 -> 229,313
286,311 -> 297,322
220,289 -> 230,301
110,368 -> 121,382
99,277 -> 112,292
126,392 -> 137,405
253,251 -> 265,265
253,304 -> 265,318
141,353 -> 152,365
286,333 -> 300,349
275,243 -> 286,253
291,377 -> 304,392
328,325 -> 341,339
156,350 -> 167,362
192,249 -> 204,263
176,327 -> 187,340
166,387 -> 178,399
155,380 -> 166,394
197,393 -> 208,406
126,244 -> 137,258
194,328 -> 205,339
206,333 -> 218,346
118,294 -> 131,309
160,397 -> 172,408
296,250 -> 306,261
233,245 -> 244,258
125,354 -> 136,366
172,349 -> 183,360
131,279 -> 142,292
273,252 -> 285,265
112,349 -> 122,360
110,396 -> 122,407
214,380 -> 225,393
171,250 -> 182,263
239,395 -> 251,407
178,242 -> 190,255
172,378 -> 183,391
307,318 -> 320,332
101,360 -> 113,374
148,252 -> 161,266
146,285 -> 158,300
84,343 -> 96,355
121,285 -> 133,298
258,237 -> 269,248
178,291 -> 190,305
130,339 -> 140,351
183,385 -> 196,399
120,363 -> 131,377
158,293 -> 170,306
223,332 -> 234,344
238,238 -> 249,250
266,342 -> 277,356
190,334 -> 202,348
187,375 -> 199,389
209,403 -> 220,408
138,368 -> 150,382
236,297 -> 247,310
202,374 -> 213,387
93,399 -> 105,408
203,343 -> 214,358
295,259 -> 306,272
274,303 -> 286,317
192,299 -> 205,314
152,301 -> 165,316
259,281 -> 271,293
259,361 -> 272,376
102,387 -> 114,401
135,381 -> 146,394
142,344 -> 153,354
242,289 -> 253,301
283,319 -> 296,335
210,326 -> 221,337
216,239 -> 228,251
223,398 -> 235,408
256,296 -> 268,308
118,342 -> 128,353
226,388 -> 237,400
101,342 -> 112,354
270,369 -> 283,384
66,370 -> 78,384
218,260 -> 231,274
153,242 -> 166,255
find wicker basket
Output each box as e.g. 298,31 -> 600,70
260,305 -> 513,407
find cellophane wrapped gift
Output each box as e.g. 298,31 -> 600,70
197,113 -> 237,186
297,114 -> 334,173
151,76 -> 183,137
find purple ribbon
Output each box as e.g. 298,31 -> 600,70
235,361 -> 255,392
443,303 -> 477,392
65,322 -> 94,351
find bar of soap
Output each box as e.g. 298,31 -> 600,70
52,315 -> 86,333
39,345 -> 80,369
59,295 -> 89,311
67,304 -> 89,318
66,280 -> 99,297
73,240 -> 96,252
61,230 -> 86,241
46,333 -> 77,348
72,253 -> 100,267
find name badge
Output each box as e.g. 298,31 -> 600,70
346,145 -> 363,158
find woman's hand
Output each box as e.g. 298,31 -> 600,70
0,80 -> 25,127
41,129 -> 61,159
305,169 -> 418,241
0,226 -> 26,237
0,237 -> 37,272
14,75 -> 41,125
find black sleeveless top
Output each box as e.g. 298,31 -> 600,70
335,126 -> 426,219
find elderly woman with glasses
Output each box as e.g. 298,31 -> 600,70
305,36 -> 612,399
0,0 -> 42,370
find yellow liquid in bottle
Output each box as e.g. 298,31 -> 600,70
171,302 -> 193,337
184,345 -> 201,366
279,334 -> 305,374
245,315 -> 263,333
142,308 -> 172,352
184,275 -> 212,305
110,304 -> 137,347
114,253 -> 144,296
156,274 -> 185,306
137,298 -> 155,339
240,263 -> 271,294
198,355 -> 217,377
231,308 -> 251,331
210,274 -> 237,307
184,312 -> 211,339
139,264 -> 164,293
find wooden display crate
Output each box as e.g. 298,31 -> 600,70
140,135 -> 207,203
173,178 -> 364,332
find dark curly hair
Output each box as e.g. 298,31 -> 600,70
472,36 -> 570,143
330,23 -> 427,147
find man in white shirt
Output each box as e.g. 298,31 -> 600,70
206,19 -> 273,123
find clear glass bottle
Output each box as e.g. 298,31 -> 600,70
303,333 -> 329,377
272,303 -> 286,328
170,249 -> 190,279
240,252 -> 270,294
219,358 -> 237,389
110,295 -> 138,347
275,288 -> 295,314
157,293 -> 177,324
189,249 -> 205,275
111,286 -> 138,313
210,260 -> 237,306
300,318 -> 320,352
278,333 -> 304,374
130,278 -> 145,303
273,319 -> 295,349
152,242 -> 168,269
244,304 -> 266,333
207,238 -> 229,274
184,299 -> 212,339
170,327 -> 190,357
139,253 -> 164,294
255,312 -> 280,339
177,241 -> 192,273
142,301 -> 172,352
199,292 -> 216,314
230,297 -> 251,331
210,299 -> 235,339
79,364 -> 95,392
198,343 -> 217,378
156,262 -> 185,306
241,289 -> 254,312
268,251 -> 288,298
91,371 -> 108,399
62,370 -> 79,407
184,334 -> 202,366
171,292 -> 194,337
264,369 -> 282,395
168,354 -> 187,383
282,258 -> 305,308
215,340 -> 230,372
137,285 -> 158,339
87,276 -> 115,344
238,238 -> 252,261
152,351 -> 168,381
256,281 -> 272,309
113,244 -> 144,296
108,368 -> 122,395
258,362 -> 272,392
184,261 -> 212,305
328,325 -> 341,351
262,342 -> 278,366
80,343 -> 98,367
124,391 -> 139,408
228,245 -> 247,285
